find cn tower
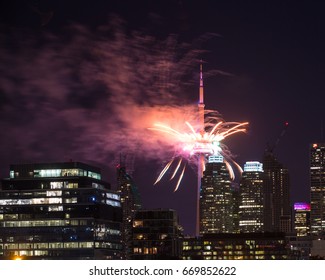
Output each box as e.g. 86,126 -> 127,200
196,62 -> 205,236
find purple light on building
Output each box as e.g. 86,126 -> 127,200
294,202 -> 311,211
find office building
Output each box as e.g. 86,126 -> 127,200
239,161 -> 264,233
199,156 -> 236,235
263,151 -> 291,233
131,209 -> 182,259
310,143 -> 325,236
0,162 -> 122,260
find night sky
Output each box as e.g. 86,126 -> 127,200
1,0 -> 325,235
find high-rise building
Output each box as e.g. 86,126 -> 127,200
294,202 -> 311,237
310,143 -> 325,236
116,164 -> 141,259
239,161 -> 264,233
263,151 -> 291,233
131,209 -> 182,259
0,162 -> 122,260
199,156 -> 236,234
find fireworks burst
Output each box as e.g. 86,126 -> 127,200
149,110 -> 249,191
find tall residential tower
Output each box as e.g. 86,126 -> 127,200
310,143 -> 325,236
116,164 -> 142,259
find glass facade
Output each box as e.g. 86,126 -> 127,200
199,162 -> 236,234
0,162 -> 122,260
239,161 -> 264,233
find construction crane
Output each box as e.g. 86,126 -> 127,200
265,121 -> 289,155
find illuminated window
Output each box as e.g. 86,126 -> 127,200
50,182 -> 63,189
34,243 -> 48,249
66,183 -> 78,189
48,206 -> 63,211
46,190 -> 62,196
159,234 -> 168,240
107,193 -> 120,200
133,220 -> 143,227
64,242 -> 78,248
106,200 -> 121,207
64,198 -> 77,203
79,242 -> 93,248
34,250 -> 48,256
135,234 -> 145,240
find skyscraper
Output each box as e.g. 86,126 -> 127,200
263,151 -> 291,233
199,156 -> 235,234
0,162 -> 122,260
239,161 -> 264,233
310,143 -> 325,236
116,164 -> 141,259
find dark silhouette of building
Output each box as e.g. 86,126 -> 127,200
310,143 -> 325,237
131,209 -> 182,259
263,151 -> 291,233
116,164 -> 141,259
239,161 -> 264,233
0,162 -> 122,260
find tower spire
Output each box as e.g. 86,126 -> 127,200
198,61 -> 205,133
199,61 -> 204,104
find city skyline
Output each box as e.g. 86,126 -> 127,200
0,1 -> 325,235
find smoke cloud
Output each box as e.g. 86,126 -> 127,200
0,17 -> 205,174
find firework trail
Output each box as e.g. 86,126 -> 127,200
149,109 -> 249,191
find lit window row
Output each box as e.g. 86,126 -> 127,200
1,242 -> 94,250
8,168 -> 101,180
0,197 -> 81,206
0,219 -> 84,227
133,247 -> 158,255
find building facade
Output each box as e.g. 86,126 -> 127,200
239,161 -> 264,233
199,156 -> 236,235
131,209 -> 182,259
0,162 -> 122,260
310,143 -> 325,237
182,233 -> 289,260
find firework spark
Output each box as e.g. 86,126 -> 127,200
149,110 -> 249,190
